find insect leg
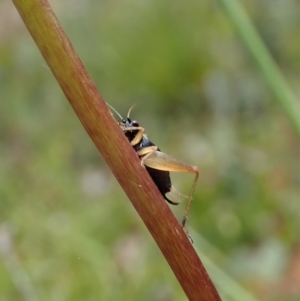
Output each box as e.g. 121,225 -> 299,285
139,150 -> 199,229
121,126 -> 145,146
136,146 -> 158,163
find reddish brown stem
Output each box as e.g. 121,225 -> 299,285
12,0 -> 222,300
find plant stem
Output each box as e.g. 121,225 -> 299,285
12,0 -> 221,300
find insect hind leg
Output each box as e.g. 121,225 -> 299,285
182,170 -> 199,228
139,150 -> 199,229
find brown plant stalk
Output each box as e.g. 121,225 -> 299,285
12,0 -> 222,300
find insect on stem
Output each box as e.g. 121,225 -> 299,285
107,102 -> 199,233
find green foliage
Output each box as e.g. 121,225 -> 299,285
1,0 -> 298,300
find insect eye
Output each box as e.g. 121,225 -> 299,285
131,120 -> 139,127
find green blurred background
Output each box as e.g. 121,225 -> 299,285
0,0 -> 299,300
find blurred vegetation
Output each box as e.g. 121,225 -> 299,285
0,0 -> 299,300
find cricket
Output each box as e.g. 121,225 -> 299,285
107,103 -> 199,230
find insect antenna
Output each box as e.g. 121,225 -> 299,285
106,103 -> 124,121
127,103 -> 137,119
